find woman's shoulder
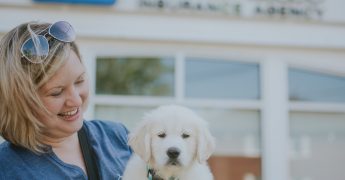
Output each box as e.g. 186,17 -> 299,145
0,141 -> 31,174
84,120 -> 129,135
83,120 -> 129,145
85,119 -> 127,130
83,120 -> 132,177
0,141 -> 21,161
0,142 -> 22,177
0,141 -> 13,160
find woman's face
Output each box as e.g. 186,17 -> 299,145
38,50 -> 89,139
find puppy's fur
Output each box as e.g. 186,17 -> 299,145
122,105 -> 215,180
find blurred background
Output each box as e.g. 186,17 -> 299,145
1,0 -> 345,180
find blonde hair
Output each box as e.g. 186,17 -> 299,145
0,21 -> 82,153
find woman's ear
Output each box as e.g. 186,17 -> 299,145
197,120 -> 216,163
128,120 -> 152,162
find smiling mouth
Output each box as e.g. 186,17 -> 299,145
58,108 -> 79,117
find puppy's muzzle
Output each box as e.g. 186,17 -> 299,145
166,147 -> 181,166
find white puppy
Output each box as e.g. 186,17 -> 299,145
122,105 -> 215,180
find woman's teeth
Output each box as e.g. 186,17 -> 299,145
59,109 -> 78,116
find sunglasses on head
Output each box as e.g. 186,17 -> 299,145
20,21 -> 76,64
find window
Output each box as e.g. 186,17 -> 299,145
95,105 -> 154,129
290,112 -> 345,180
186,58 -> 260,100
96,57 -> 174,96
289,68 -> 345,180
194,108 -> 261,156
289,68 -> 345,102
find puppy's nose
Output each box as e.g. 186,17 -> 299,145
167,147 -> 180,159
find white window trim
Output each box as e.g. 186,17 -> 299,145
290,102 -> 345,113
175,52 -> 185,103
93,94 -> 261,110
261,59 -> 289,180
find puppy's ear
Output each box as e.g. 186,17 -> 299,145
128,120 -> 151,162
197,120 -> 215,163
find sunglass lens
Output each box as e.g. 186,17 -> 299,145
21,35 -> 49,63
49,21 -> 76,42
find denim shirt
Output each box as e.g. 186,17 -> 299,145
0,120 -> 132,180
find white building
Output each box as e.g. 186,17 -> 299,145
1,0 -> 345,180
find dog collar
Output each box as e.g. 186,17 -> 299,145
147,165 -> 178,180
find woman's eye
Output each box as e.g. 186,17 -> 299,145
182,133 -> 190,139
158,133 -> 166,138
50,91 -> 62,97
75,79 -> 84,84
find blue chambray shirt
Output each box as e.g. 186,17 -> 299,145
0,120 -> 132,180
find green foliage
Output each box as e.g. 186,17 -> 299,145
96,57 -> 174,96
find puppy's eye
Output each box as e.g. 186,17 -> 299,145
182,133 -> 190,139
158,133 -> 166,138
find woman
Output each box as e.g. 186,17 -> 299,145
0,21 -> 132,179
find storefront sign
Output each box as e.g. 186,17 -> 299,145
138,0 -> 324,20
255,0 -> 324,20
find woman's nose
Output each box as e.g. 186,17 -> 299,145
66,87 -> 82,107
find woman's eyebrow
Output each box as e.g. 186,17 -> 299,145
77,72 -> 86,79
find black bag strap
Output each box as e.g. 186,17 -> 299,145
78,125 -> 100,180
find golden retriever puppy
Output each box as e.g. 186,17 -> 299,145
122,105 -> 215,180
